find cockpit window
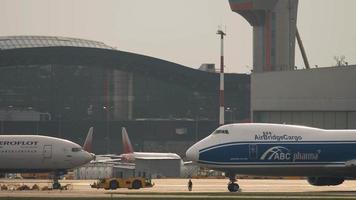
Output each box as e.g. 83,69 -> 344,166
213,129 -> 229,134
71,147 -> 82,152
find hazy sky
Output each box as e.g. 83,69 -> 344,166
0,0 -> 355,73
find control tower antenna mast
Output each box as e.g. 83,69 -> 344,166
217,28 -> 226,126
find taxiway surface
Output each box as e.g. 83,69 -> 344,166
0,179 -> 356,198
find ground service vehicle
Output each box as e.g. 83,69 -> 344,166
91,177 -> 154,190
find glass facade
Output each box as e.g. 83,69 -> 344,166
133,72 -> 250,122
0,64 -> 121,121
133,73 -> 217,120
0,64 -> 250,122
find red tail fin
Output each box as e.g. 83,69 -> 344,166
83,127 -> 93,153
122,127 -> 134,154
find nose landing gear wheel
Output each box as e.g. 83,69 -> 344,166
228,182 -> 239,192
52,173 -> 61,189
226,172 -> 239,192
53,182 -> 61,190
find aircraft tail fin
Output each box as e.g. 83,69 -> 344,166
122,127 -> 134,154
83,127 -> 93,153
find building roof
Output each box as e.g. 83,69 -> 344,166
0,35 -> 249,90
0,35 -> 115,50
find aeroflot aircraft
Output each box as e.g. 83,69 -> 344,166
186,123 -> 356,192
0,128 -> 95,189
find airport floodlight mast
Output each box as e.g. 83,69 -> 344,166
217,29 -> 226,126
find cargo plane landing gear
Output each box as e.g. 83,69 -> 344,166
226,173 -> 239,192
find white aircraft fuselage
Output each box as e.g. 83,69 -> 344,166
186,123 -> 356,178
0,135 -> 93,173
121,152 -> 182,162
92,127 -> 196,177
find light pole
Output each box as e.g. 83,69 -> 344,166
195,115 -> 199,142
57,114 -> 62,138
36,121 -> 39,135
217,29 -> 226,126
1,120 -> 3,134
195,107 -> 203,142
225,107 -> 234,124
103,106 -> 111,154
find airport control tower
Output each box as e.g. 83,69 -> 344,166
229,0 -> 299,72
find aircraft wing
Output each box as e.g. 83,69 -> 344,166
183,161 -> 194,165
95,154 -> 123,159
90,158 -> 122,164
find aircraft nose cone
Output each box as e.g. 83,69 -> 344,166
186,145 -> 198,162
84,152 -> 95,163
90,153 -> 96,161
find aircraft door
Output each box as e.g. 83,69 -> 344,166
43,145 -> 52,159
249,144 -> 258,160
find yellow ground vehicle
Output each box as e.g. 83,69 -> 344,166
91,177 -> 154,190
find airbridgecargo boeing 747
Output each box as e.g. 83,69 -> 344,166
186,123 -> 356,192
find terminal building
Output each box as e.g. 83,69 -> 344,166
0,36 -> 250,155
252,66 -> 356,129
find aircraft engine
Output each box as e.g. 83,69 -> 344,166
307,177 -> 344,186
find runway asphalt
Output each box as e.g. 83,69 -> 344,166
1,179 -> 356,199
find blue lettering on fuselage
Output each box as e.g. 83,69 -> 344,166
254,132 -> 303,142
259,146 -> 320,162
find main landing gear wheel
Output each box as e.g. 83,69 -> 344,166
53,182 -> 61,190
